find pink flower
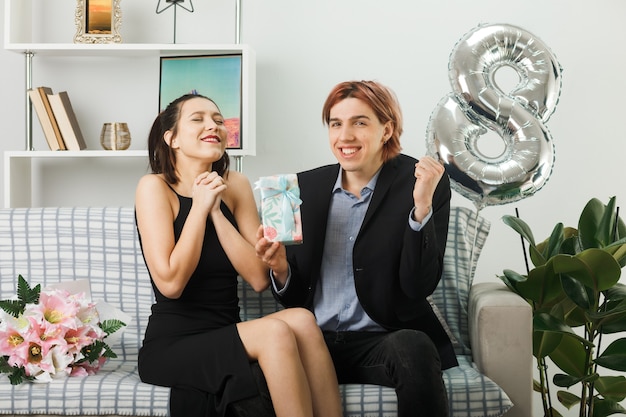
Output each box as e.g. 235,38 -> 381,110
0,314 -> 41,369
0,314 -> 27,356
34,289 -> 81,329
71,356 -> 107,376
63,326 -> 91,355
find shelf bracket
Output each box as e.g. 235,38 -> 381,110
233,155 -> 243,172
235,0 -> 242,44
25,51 -> 34,151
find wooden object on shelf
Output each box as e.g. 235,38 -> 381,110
47,91 -> 87,151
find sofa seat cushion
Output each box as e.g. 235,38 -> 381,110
0,354 -> 511,417
443,356 -> 513,417
340,355 -> 512,417
1,359 -> 169,416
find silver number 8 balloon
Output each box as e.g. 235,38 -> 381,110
427,23 -> 563,210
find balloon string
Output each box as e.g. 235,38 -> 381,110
515,207 -> 531,275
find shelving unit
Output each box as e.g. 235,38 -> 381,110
9,43 -> 256,154
3,0 -> 256,208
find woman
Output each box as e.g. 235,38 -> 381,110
135,93 -> 342,417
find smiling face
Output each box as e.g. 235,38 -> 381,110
328,97 -> 393,185
166,96 -> 228,163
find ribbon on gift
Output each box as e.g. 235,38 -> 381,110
255,174 -> 302,242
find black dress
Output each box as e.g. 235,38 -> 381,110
137,191 -> 258,417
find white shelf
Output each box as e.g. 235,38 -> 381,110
6,150 -> 148,158
4,150 -> 150,208
4,42 -> 253,57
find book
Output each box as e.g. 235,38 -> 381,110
37,87 -> 66,150
47,91 -> 87,151
28,87 -> 65,151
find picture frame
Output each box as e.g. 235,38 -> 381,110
74,0 -> 122,44
160,53 -> 251,153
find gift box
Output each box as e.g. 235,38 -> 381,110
255,174 -> 303,245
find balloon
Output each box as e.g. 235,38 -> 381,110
427,23 -> 563,210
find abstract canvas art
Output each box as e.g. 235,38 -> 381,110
159,54 -> 243,150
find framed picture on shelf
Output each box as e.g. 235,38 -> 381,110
159,54 -> 244,151
74,0 -> 122,44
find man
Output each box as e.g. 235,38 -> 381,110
256,80 -> 457,416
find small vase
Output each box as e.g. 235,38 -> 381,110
100,122 -> 131,150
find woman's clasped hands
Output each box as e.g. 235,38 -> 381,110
193,170 -> 227,214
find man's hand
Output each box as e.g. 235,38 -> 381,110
255,225 -> 289,286
412,156 -> 444,222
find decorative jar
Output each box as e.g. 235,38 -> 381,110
100,122 -> 131,150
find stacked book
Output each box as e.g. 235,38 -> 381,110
28,86 -> 88,151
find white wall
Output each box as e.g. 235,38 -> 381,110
1,1 -> 625,415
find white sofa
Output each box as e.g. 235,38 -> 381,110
0,206 -> 531,417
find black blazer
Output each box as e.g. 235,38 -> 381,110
275,154 -> 458,370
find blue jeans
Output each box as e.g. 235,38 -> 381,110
324,329 -> 449,417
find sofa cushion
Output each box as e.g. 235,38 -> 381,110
432,206 -> 491,357
340,355 -> 512,417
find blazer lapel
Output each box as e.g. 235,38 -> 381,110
299,164 -> 339,251
362,158 -> 399,229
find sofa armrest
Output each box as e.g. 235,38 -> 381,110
469,282 -> 533,417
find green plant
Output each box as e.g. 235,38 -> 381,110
499,196 -> 626,417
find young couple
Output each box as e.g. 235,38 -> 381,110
135,80 -> 457,417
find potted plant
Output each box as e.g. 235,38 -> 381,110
499,196 -> 626,417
